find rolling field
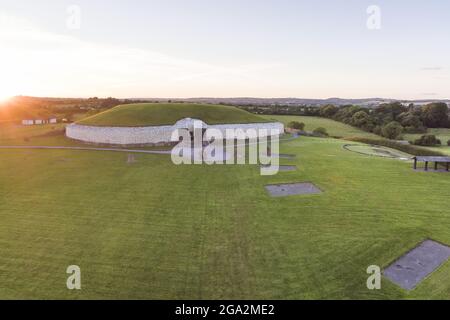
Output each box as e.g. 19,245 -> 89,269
0,124 -> 76,146
404,128 -> 450,156
0,124 -> 172,151
1,129 -> 450,299
404,128 -> 450,143
78,103 -> 269,127
262,115 -> 380,139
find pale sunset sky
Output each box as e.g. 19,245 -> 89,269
0,0 -> 449,100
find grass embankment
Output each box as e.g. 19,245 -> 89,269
78,103 -> 270,127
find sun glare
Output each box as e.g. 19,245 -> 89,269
0,94 -> 13,103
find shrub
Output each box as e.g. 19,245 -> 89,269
373,125 -> 382,136
413,135 -> 441,146
345,137 -> 445,157
447,139 -> 450,146
421,102 -> 450,128
287,121 -> 305,131
312,127 -> 328,137
381,121 -> 403,140
403,126 -> 427,134
319,105 -> 338,118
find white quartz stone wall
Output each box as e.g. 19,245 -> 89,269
211,122 -> 284,137
66,121 -> 284,145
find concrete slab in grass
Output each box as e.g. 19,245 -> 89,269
384,240 -> 450,290
265,182 -> 322,197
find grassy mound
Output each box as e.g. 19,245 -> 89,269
77,103 -> 269,127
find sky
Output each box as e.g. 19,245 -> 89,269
0,0 -> 449,100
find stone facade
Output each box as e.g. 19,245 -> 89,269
66,119 -> 284,146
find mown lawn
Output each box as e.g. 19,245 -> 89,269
0,134 -> 450,299
263,115 -> 380,139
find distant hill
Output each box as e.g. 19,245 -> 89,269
0,97 -> 54,122
2,96 -> 449,124
0,96 -> 125,123
145,97 -> 450,107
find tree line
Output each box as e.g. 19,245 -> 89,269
316,102 -> 449,144
240,102 -> 450,144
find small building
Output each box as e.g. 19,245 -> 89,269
22,120 -> 34,126
21,117 -> 58,126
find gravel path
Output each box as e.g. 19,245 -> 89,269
0,146 -> 172,155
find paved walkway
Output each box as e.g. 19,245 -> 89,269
0,146 -> 172,155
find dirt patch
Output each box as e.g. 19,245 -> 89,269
265,182 -> 322,197
384,240 -> 450,290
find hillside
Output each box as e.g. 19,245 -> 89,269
263,115 -> 381,139
77,103 -> 270,127
404,128 -> 450,155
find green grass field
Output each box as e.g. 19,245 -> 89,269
1,127 -> 450,299
265,115 -> 450,155
78,103 -> 269,127
404,128 -> 450,143
0,124 -> 172,151
263,115 -> 380,139
0,124 -> 74,146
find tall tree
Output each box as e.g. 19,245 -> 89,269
421,103 -> 449,128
